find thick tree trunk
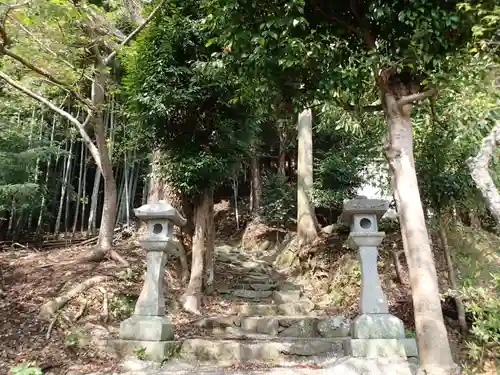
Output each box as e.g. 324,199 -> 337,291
182,190 -> 210,315
250,153 -> 261,215
204,188 -> 215,295
148,150 -> 191,280
93,62 -> 117,251
467,121 -> 500,225
278,130 -> 287,176
383,92 -> 457,375
297,108 -> 318,247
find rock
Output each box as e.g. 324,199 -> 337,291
282,340 -> 337,356
233,289 -> 273,299
273,290 -> 301,303
351,314 -> 405,339
317,315 -> 351,338
279,319 -> 317,338
321,224 -> 337,235
121,359 -> 161,372
239,317 -> 280,335
250,283 -> 275,291
257,240 -> 272,252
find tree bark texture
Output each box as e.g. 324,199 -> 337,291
204,188 -> 215,294
93,60 -> 117,251
383,92 -> 457,375
182,189 -> 210,315
250,153 -> 261,215
297,108 -> 318,246
467,121 -> 500,225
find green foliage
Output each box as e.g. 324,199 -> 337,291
9,363 -> 42,375
134,345 -> 149,361
259,171 -> 296,227
124,1 -> 256,197
415,53 -> 500,214
313,121 -> 379,208
461,273 -> 500,361
110,294 -> 136,321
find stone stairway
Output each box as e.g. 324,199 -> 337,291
175,245 -> 351,366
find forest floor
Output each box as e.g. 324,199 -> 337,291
0,203 -> 498,375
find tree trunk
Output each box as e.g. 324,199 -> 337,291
297,108 -> 318,247
250,153 -> 261,215
182,190 -> 210,315
204,188 -> 215,295
467,121 -> 500,225
278,130 -> 287,176
383,92 -> 457,375
93,60 -> 117,251
438,218 -> 467,333
88,168 -> 101,235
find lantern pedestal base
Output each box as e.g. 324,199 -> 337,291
352,314 -> 405,339
104,338 -> 181,362
120,315 -> 174,341
344,338 -> 418,358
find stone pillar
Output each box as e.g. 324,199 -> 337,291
340,196 -> 418,359
118,201 -> 186,361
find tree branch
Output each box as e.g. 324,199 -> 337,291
397,88 -> 437,107
467,121 -> 500,224
7,14 -> 93,81
0,70 -> 102,171
0,46 -> 93,108
103,0 -> 166,66
0,1 -> 30,46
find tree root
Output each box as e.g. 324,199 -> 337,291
45,314 -> 58,340
39,275 -> 109,320
180,293 -> 202,316
98,287 -> 109,322
81,247 -> 132,276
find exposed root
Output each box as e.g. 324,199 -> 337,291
109,249 -> 132,277
45,314 -> 58,340
181,293 -> 202,316
390,247 -> 405,284
74,299 -> 87,322
39,276 -> 109,320
98,287 -> 109,322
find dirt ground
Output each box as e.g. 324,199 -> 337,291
0,209 -> 497,375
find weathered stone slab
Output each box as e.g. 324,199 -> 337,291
194,315 -> 240,329
120,315 -> 174,342
273,290 -> 301,303
352,314 -> 405,339
103,338 -> 181,362
233,289 -> 273,299
317,315 -> 351,338
232,300 -> 315,316
206,316 -> 323,337
278,318 -> 316,338
344,338 -> 418,358
250,283 -> 275,291
180,338 -> 344,363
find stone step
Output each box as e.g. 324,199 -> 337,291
179,337 -> 346,364
196,315 -> 351,338
231,301 -> 316,316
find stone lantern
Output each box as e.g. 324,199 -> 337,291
118,200 -> 186,361
340,196 -> 418,358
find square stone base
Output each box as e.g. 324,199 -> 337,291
120,315 -> 174,341
104,338 -> 182,362
344,338 -> 418,358
352,314 -> 405,339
